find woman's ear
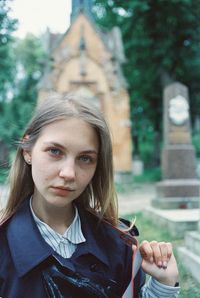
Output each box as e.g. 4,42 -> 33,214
23,150 -> 32,165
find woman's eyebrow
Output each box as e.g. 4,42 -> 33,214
43,141 -> 66,150
80,150 -> 98,155
43,142 -> 98,154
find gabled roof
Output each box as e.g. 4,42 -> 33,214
71,0 -> 93,22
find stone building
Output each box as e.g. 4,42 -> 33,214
38,0 -> 132,174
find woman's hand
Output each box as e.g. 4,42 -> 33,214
138,240 -> 179,287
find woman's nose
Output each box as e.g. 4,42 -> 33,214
59,159 -> 76,181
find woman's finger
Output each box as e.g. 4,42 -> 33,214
139,240 -> 154,263
166,242 -> 173,261
140,240 -> 174,269
149,241 -> 163,267
158,242 -> 169,268
158,242 -> 173,268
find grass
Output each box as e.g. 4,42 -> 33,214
124,212 -> 200,298
133,167 -> 161,183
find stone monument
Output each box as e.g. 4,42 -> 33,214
152,82 -> 200,209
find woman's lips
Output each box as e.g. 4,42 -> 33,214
51,186 -> 75,196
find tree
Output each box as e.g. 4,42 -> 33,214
0,4 -> 46,167
0,0 -> 17,100
93,0 -> 200,165
0,0 -> 17,167
0,34 -> 47,151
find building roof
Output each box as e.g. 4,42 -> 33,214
71,0 -> 93,22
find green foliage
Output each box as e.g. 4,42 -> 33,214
0,0 -> 17,101
15,34 -> 46,79
192,134 -> 200,157
133,167 -> 161,183
0,33 -> 47,149
0,167 -> 8,184
138,126 -> 162,167
93,0 -> 200,163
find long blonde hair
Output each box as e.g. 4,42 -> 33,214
0,94 -> 118,225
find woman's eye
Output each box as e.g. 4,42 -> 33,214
79,155 -> 93,164
48,148 -> 62,157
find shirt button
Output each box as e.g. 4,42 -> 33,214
107,285 -> 111,291
90,263 -> 98,272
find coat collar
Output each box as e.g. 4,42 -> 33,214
6,199 -> 110,277
7,199 -> 53,277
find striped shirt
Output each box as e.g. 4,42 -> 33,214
30,200 -> 86,258
140,278 -> 180,297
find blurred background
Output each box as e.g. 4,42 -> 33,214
1,0 -> 200,180
1,0 -> 200,296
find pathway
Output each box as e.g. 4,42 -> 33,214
118,183 -> 156,216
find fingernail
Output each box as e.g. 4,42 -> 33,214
163,261 -> 168,269
158,261 -> 162,268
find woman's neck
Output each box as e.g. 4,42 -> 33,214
31,197 -> 75,235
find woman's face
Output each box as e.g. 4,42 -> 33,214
24,118 -> 99,210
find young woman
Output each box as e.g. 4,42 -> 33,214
0,95 -> 180,297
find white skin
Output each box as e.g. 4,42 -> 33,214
138,241 -> 179,286
23,118 -> 99,234
24,117 -> 179,286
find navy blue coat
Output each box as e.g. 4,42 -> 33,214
0,199 -> 145,297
